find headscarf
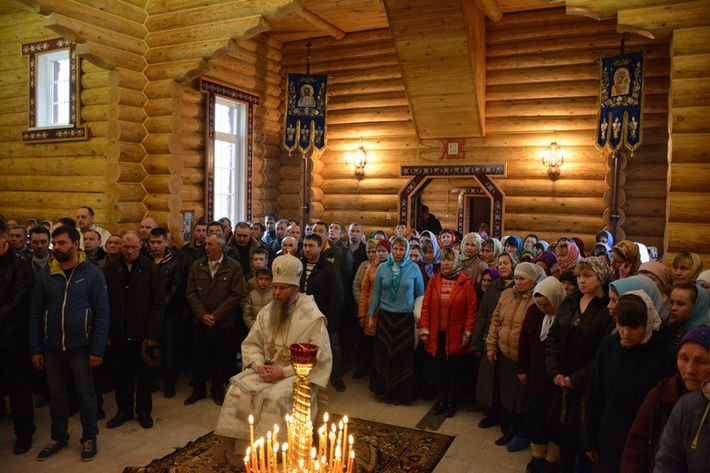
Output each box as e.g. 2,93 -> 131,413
535,250 -> 560,277
394,221 -> 412,238
421,231 -> 441,263
440,248 -> 461,280
482,267 -> 501,282
572,237 -> 586,258
460,232 -> 483,262
558,239 -> 582,272
559,270 -> 578,289
678,327 -> 710,353
514,262 -> 547,284
387,236 -> 411,301
680,284 -> 710,331
610,275 -> 665,313
613,240 -> 641,275
537,240 -> 549,251
519,248 -> 538,262
438,229 -> 456,249
698,270 -> 710,284
599,230 -> 614,250
506,235 -> 523,256
577,256 -> 615,287
534,276 -> 566,341
620,290 -> 662,345
484,238 -> 503,268
636,242 -> 650,264
639,261 -> 671,288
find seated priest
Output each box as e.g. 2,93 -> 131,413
214,254 -> 332,461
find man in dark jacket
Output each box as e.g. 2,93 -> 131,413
184,232 -> 246,406
29,225 -> 110,462
0,219 -> 36,455
104,231 -> 165,430
300,233 -> 346,392
148,227 -> 185,399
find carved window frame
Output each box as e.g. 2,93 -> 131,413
22,38 -> 87,143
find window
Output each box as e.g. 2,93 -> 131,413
213,97 -> 247,224
201,80 -> 259,223
22,38 -> 86,142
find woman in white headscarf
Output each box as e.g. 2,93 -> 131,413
518,277 -> 567,472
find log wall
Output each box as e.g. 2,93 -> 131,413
279,30 -> 418,230
420,8 -> 669,251
0,9 -> 111,227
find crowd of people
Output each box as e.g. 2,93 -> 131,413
1,206 -> 709,472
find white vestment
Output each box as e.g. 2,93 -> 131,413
214,294 -> 332,440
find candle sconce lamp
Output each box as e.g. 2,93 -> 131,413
542,141 -> 564,180
345,138 -> 367,178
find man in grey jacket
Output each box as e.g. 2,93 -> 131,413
29,225 -> 110,463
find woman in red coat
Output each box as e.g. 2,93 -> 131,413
419,248 -> 478,417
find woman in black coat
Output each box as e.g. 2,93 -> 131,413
546,257 -> 614,473
582,292 -> 675,473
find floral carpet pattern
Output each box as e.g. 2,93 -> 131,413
123,415 -> 454,473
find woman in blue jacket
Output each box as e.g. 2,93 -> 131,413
367,236 -> 425,405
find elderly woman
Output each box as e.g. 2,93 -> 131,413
419,248 -> 477,418
671,251 -> 703,286
473,252 -> 516,424
620,327 -> 710,472
546,257 -> 614,473
583,292 -> 676,472
611,240 -> 641,279
518,277 -> 567,472
460,232 -> 488,284
486,262 -> 547,451
367,237 -> 425,405
557,238 -> 582,273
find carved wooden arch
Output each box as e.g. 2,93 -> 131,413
399,164 -> 506,239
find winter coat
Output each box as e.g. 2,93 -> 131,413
654,380 -> 710,473
486,286 -> 535,361
300,255 -> 344,333
472,277 -> 513,353
460,256 -> 488,286
517,304 -> 553,396
358,260 -> 379,319
583,331 -> 676,472
621,374 -> 684,473
156,250 -> 185,314
29,251 -> 110,357
242,285 -> 273,330
546,288 -> 613,434
104,254 -> 165,342
419,272 -> 477,357
0,246 -> 33,350
186,255 -> 246,329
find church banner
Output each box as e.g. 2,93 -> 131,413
595,51 -> 645,155
284,73 -> 327,155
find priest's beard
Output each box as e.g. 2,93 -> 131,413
271,298 -> 292,335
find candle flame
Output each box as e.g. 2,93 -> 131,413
249,415 -> 254,424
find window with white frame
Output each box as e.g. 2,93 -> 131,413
213,96 -> 247,224
22,38 -> 86,142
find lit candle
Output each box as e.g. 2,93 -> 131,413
249,416 -> 256,472
328,431 -> 335,469
273,424 -> 279,447
346,435 -> 353,466
347,450 -> 354,473
282,443 -> 288,473
267,432 -> 272,472
245,456 -> 251,473
259,438 -> 266,473
273,442 -> 280,472
342,416 -> 348,449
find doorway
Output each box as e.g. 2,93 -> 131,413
467,196 -> 491,234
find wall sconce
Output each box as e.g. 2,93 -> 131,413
542,141 -> 564,179
345,139 -> 367,177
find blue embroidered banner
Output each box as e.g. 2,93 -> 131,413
284,73 -> 327,154
596,51 -> 645,154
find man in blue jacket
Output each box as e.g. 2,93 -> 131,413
29,225 -> 110,463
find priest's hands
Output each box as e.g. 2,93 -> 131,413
258,364 -> 284,383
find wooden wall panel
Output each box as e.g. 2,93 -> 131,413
0,10 -> 110,226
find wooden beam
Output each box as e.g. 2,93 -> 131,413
34,0 -> 147,39
145,16 -> 268,47
42,13 -> 147,56
474,0 -> 502,22
617,1 -> 710,40
294,7 -> 346,40
75,42 -> 146,72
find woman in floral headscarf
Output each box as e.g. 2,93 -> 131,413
480,238 -> 503,269
546,257 -> 615,473
556,238 -> 582,273
611,240 -> 641,279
